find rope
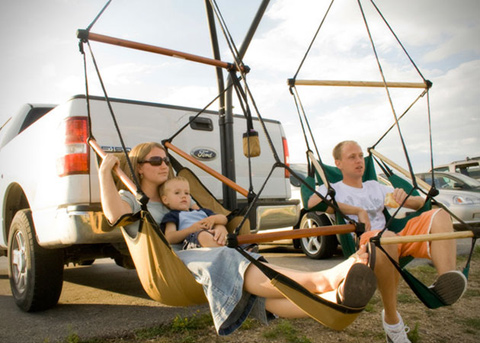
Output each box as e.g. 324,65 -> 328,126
86,0 -> 113,32
208,0 -> 247,77
162,82 -> 235,144
370,89 -> 428,149
79,38 -> 93,140
369,0 -> 428,83
204,0 -> 360,233
357,0 -> 418,190
291,0 -> 336,80
207,0 -> 282,163
288,85 -> 340,212
79,0 -> 146,199
80,38 -> 146,204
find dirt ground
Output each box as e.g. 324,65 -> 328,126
105,247 -> 480,343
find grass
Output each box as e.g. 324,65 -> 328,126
262,320 -> 312,343
133,311 -> 214,342
60,244 -> 480,343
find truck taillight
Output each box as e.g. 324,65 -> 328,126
57,117 -> 89,177
282,136 -> 290,178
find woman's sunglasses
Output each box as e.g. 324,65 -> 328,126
138,156 -> 170,166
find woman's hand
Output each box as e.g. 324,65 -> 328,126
208,225 -> 228,246
98,153 -> 133,224
99,153 -> 120,177
198,216 -> 217,230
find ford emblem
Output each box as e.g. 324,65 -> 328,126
191,147 -> 217,161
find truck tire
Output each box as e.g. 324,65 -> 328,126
299,212 -> 338,259
8,209 -> 64,312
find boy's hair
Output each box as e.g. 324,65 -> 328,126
159,176 -> 189,198
332,140 -> 360,160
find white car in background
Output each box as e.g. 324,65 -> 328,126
415,171 -> 480,230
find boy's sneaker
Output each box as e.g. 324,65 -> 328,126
382,310 -> 411,343
429,270 -> 467,305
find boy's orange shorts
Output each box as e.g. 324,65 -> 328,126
360,208 -> 442,259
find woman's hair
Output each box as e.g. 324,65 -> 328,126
332,140 -> 360,160
128,142 -> 172,184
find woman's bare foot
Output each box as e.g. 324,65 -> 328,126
351,244 -> 369,264
312,244 -> 372,294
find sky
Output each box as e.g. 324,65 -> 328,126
1,0 -> 479,173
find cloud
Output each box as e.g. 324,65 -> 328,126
0,0 -> 478,176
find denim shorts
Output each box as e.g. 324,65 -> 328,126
175,246 -> 268,335
182,231 -> 204,250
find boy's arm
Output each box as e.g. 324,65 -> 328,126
334,202 -> 371,231
392,188 -> 424,210
210,214 -> 228,225
308,193 -> 371,230
164,221 -> 205,244
307,192 -> 323,210
200,214 -> 228,230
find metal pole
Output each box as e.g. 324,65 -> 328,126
223,0 -> 271,210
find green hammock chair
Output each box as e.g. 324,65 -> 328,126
299,152 -> 476,309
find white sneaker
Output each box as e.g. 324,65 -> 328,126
429,270 -> 467,305
382,310 -> 411,343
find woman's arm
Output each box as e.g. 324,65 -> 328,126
164,221 -> 206,244
98,154 -> 132,223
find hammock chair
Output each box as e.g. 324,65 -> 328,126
287,0 -> 479,309
77,0 -> 373,331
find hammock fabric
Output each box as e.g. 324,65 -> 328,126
114,211 -> 208,307
176,167 -> 250,236
170,157 -> 369,329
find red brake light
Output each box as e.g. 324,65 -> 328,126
57,117 -> 89,177
282,136 -> 290,178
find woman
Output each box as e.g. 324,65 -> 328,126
99,142 -> 376,335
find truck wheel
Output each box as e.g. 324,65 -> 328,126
299,212 -> 338,259
8,209 -> 64,312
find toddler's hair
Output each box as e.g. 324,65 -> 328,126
159,175 -> 189,198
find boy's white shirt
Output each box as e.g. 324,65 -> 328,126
316,180 -> 393,230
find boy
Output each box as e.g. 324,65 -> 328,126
160,176 -> 228,249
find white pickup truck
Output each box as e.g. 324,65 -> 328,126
0,94 -> 299,311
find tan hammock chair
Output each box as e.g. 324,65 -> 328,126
91,139 -> 365,330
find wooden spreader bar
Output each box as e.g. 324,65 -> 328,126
77,29 -> 246,72
89,138 -> 138,195
369,148 -> 432,191
164,141 -> 250,198
378,231 -> 477,245
289,79 -> 431,89
236,224 -> 356,245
